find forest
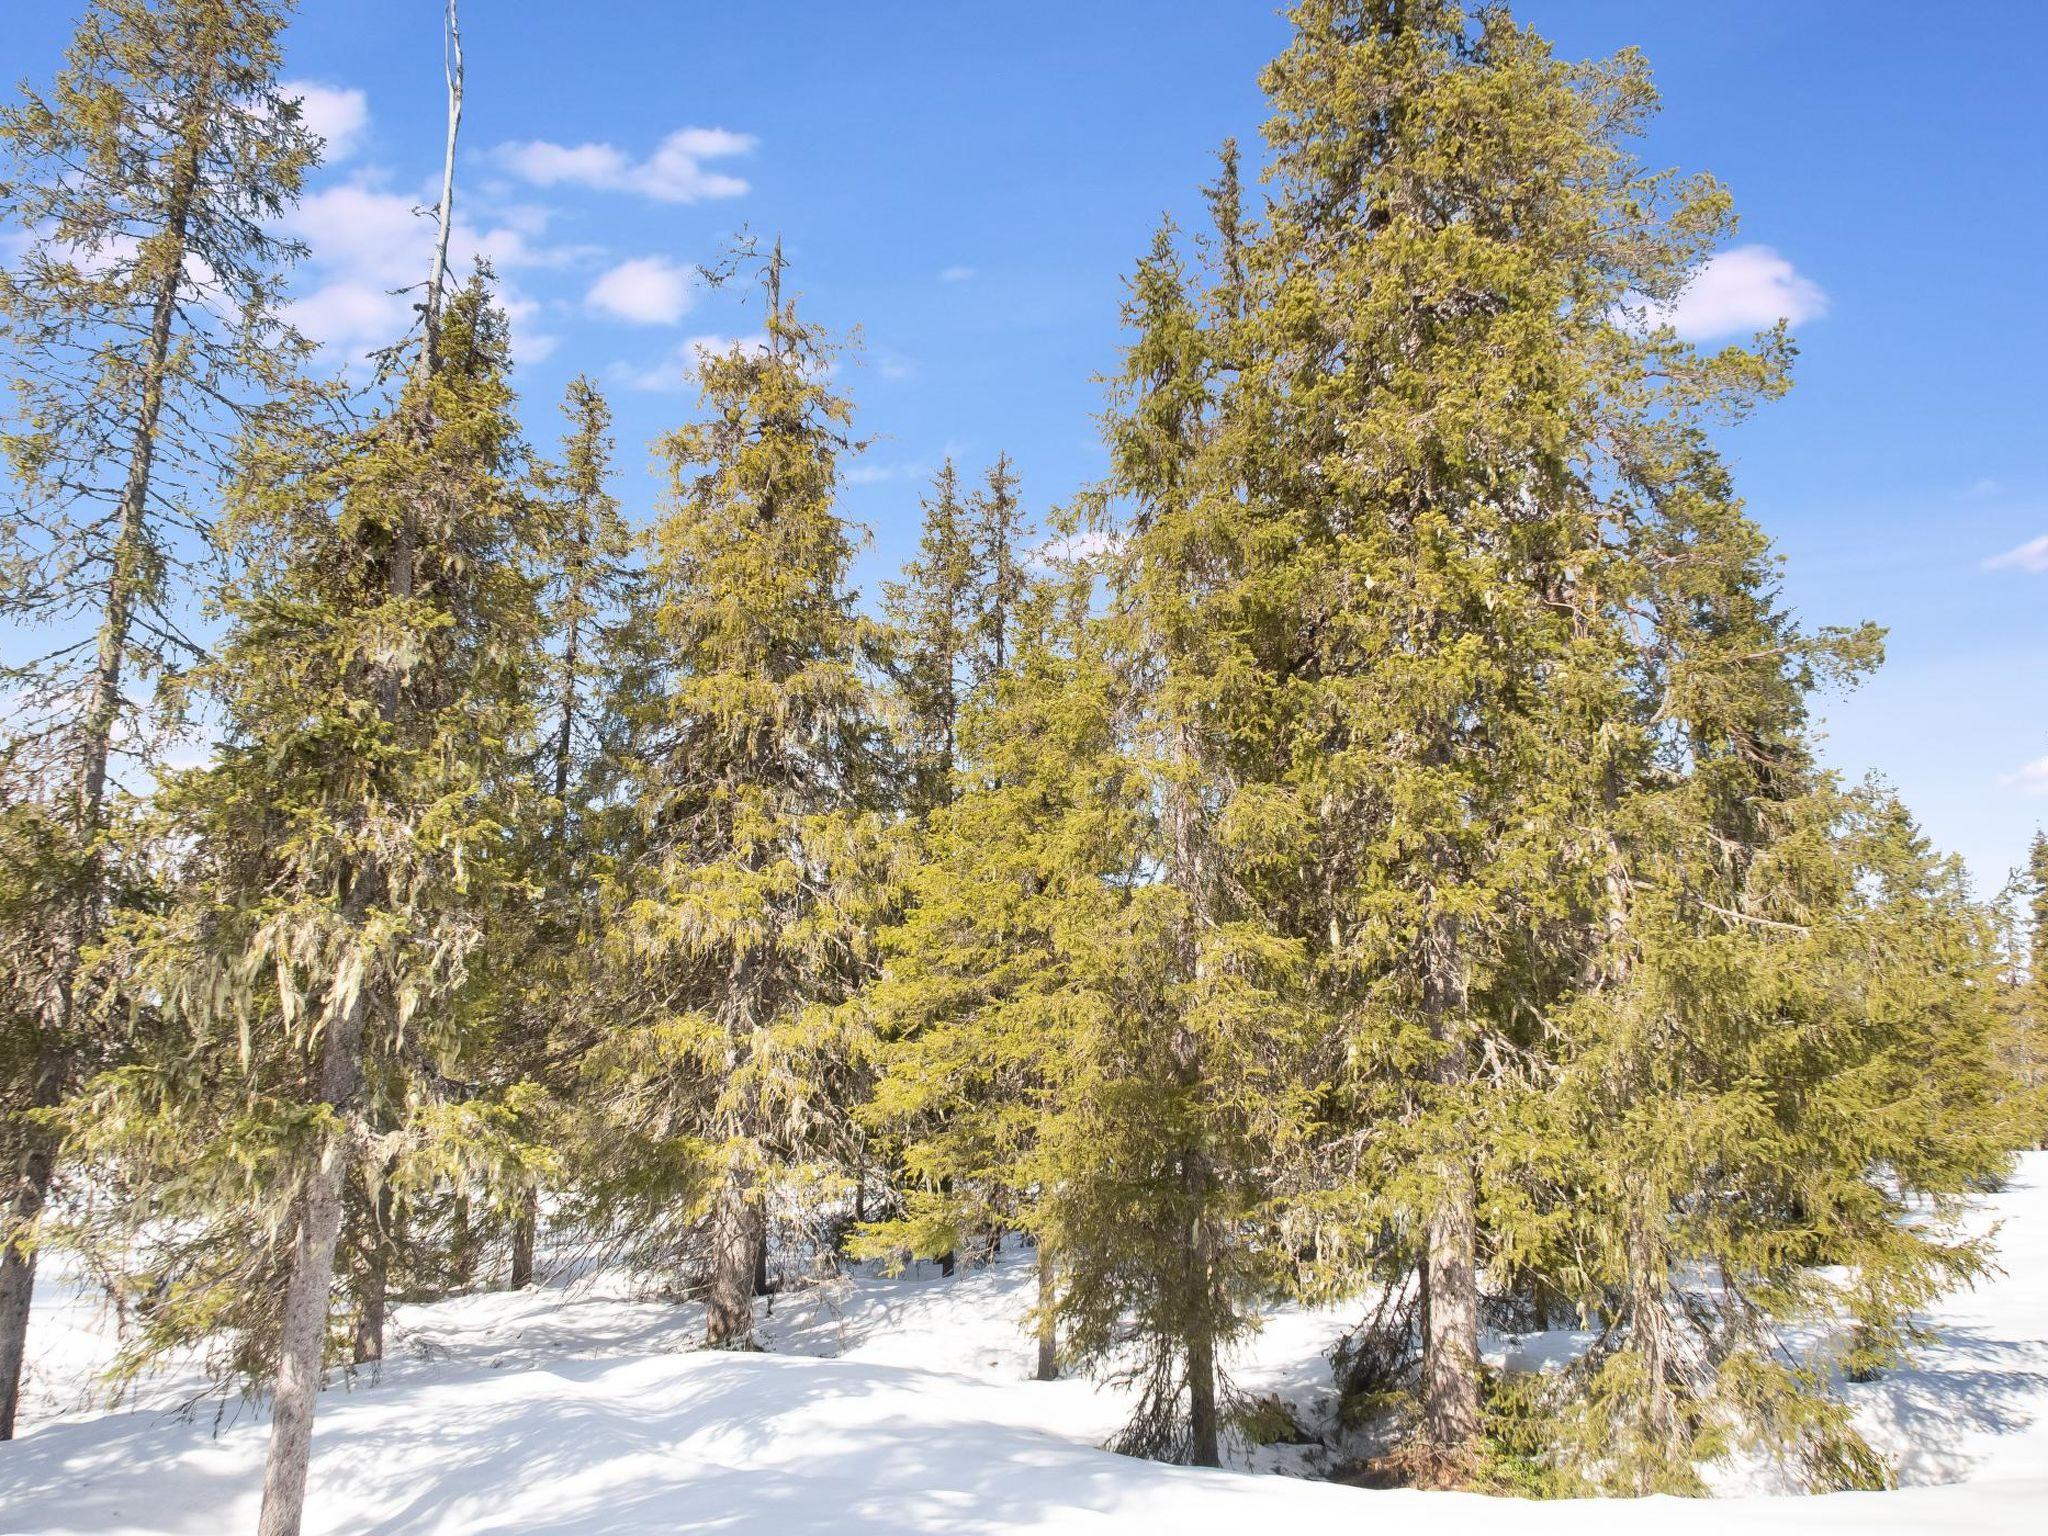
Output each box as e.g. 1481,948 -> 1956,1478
2,3 -> 2045,1534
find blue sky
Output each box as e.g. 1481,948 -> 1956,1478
9,1 -> 2046,891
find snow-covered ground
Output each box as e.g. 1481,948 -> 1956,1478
4,1154 -> 2046,1535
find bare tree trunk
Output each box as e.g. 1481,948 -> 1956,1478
352,1176 -> 393,1366
1182,1176 -> 1222,1467
1418,904 -> 1481,1464
414,0 -> 462,387
704,1167 -> 760,1349
508,1184 -> 538,1289
255,965 -> 369,1536
750,1215 -> 770,1298
0,1113 -> 56,1439
1186,1320 -> 1221,1467
1034,1241 -> 1058,1382
1421,1158 -> 1481,1454
449,1194 -> 478,1290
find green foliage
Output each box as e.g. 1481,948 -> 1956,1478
581,251 -> 885,1308
65,274 -> 547,1387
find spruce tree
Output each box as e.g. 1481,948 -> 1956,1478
0,0 -> 315,1440
494,375 -> 632,1289
967,453 -> 1031,692
71,270 -> 541,1527
882,461 -> 975,818
591,245 -> 884,1348
1074,0 -> 2018,1489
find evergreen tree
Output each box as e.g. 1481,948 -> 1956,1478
492,374 -> 633,1289
0,0 -> 315,1440
882,461 -> 974,817
590,246 -> 885,1348
71,271 -> 541,1525
967,453 -> 1031,693
1077,0 -> 2018,1488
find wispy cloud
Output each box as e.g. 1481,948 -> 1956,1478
1657,245 -> 1827,342
2001,754 -> 2048,795
283,169 -> 579,365
616,332 -> 769,392
939,265 -> 976,283
844,460 -> 932,487
1986,534 -> 2048,573
495,127 -> 755,204
586,255 -> 694,325
283,80 -> 370,164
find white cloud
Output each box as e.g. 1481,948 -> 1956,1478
284,81 -> 370,163
870,348 -> 916,381
1656,245 -> 1827,342
940,265 -> 976,283
1986,535 -> 2048,574
617,331 -> 769,392
844,460 -> 930,487
496,126 -> 755,204
285,279 -> 411,356
2001,755 -> 2048,795
283,173 -> 585,367
586,255 -> 694,325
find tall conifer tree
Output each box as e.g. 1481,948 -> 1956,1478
0,0 -> 315,1439
592,245 -> 884,1348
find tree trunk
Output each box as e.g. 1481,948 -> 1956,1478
255,973 -> 369,1536
1415,891 -> 1482,1465
750,1215 -> 770,1298
1185,1284 -> 1221,1466
0,1124 -> 56,1439
1421,1159 -> 1481,1456
1034,1241 -> 1058,1382
508,1183 -> 538,1290
704,1167 -> 760,1349
450,1194 -> 477,1290
1182,1134 -> 1222,1468
352,1176 -> 393,1366
257,14 -> 457,1529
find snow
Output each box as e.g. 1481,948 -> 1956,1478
3,1155 -> 2046,1535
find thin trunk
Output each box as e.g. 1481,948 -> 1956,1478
508,1184 -> 538,1289
1182,1155 -> 1221,1467
1034,1241 -> 1058,1382
450,1195 -> 477,1289
704,1166 -> 760,1349
750,1217 -> 770,1298
414,0 -> 462,387
1417,901 -> 1480,1460
351,1177 -> 393,1366
0,1114 -> 56,1439
1186,1315 -> 1220,1467
255,923 -> 371,1536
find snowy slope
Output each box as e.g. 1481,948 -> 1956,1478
3,1154 -> 2045,1536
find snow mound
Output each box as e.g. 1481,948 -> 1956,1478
3,1154 -> 2045,1535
